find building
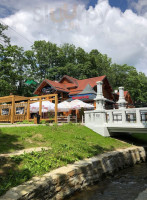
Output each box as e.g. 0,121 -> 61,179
34,75 -> 133,108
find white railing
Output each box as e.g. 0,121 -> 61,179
84,108 -> 147,126
84,107 -> 147,136
106,108 -> 147,125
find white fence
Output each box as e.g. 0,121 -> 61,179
105,108 -> 147,124
84,108 -> 147,137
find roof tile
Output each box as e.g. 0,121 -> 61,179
34,75 -> 106,95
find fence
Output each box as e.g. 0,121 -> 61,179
0,94 -> 58,123
57,115 -> 77,123
105,108 -> 147,124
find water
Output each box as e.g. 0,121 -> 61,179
68,163 -> 147,200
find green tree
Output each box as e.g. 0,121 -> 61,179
32,41 -> 58,80
0,23 -> 10,45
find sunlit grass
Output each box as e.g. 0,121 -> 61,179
0,124 -> 131,196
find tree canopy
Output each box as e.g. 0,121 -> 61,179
0,23 -> 147,104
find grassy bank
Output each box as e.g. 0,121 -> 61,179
0,124 -> 131,196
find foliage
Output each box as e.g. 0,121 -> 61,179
0,23 -> 10,45
0,124 -> 131,195
0,24 -> 147,102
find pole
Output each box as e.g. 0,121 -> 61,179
11,95 -> 15,124
55,94 -> 58,123
27,100 -> 30,121
39,98 -> 42,118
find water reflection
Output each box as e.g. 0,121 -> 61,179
68,163 -> 147,200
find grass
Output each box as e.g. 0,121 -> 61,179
0,123 -> 131,196
0,123 -> 12,125
131,133 -> 147,143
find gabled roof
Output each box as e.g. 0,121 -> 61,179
59,75 -> 78,88
34,79 -> 69,95
60,75 -> 78,84
69,76 -> 106,95
34,75 -> 107,95
46,80 -> 69,92
79,84 -> 96,95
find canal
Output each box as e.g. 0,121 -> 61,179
68,162 -> 147,200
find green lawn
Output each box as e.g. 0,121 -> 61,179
0,124 -> 131,196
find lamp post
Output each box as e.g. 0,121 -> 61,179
95,81 -> 105,110
117,87 -> 127,109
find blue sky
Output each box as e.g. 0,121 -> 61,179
87,0 -> 137,13
0,0 -> 139,18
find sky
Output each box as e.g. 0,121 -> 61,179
0,0 -> 147,75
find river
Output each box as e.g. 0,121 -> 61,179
68,162 -> 147,200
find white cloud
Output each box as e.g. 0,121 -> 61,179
128,0 -> 147,16
0,0 -> 147,75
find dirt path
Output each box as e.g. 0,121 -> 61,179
0,147 -> 50,158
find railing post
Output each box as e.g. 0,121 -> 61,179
122,110 -> 126,123
67,115 -> 70,123
39,97 -> 42,118
82,115 -> 83,124
27,100 -> 30,121
55,94 -> 58,123
91,112 -> 94,124
85,113 -> 89,124
109,111 -> 113,123
11,95 -> 15,124
136,109 -> 141,124
76,114 -> 77,123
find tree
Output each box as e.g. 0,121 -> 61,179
0,23 -> 10,45
0,45 -> 27,96
32,41 -> 58,80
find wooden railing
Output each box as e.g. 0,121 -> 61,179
14,114 -> 27,122
0,115 -> 11,122
57,115 -> 77,123
0,94 -> 58,123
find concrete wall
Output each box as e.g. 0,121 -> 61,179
1,147 -> 146,200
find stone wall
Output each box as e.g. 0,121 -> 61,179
1,147 -> 146,200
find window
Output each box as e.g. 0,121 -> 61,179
16,107 -> 25,115
113,114 -> 122,121
1,108 -> 9,115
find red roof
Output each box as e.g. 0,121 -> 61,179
46,80 -> 69,92
34,75 -> 106,95
60,75 -> 78,86
69,76 -> 106,95
34,79 -> 69,94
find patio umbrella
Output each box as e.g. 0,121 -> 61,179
57,101 -> 72,112
69,99 -> 94,110
30,101 -> 55,113
30,102 -> 39,113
